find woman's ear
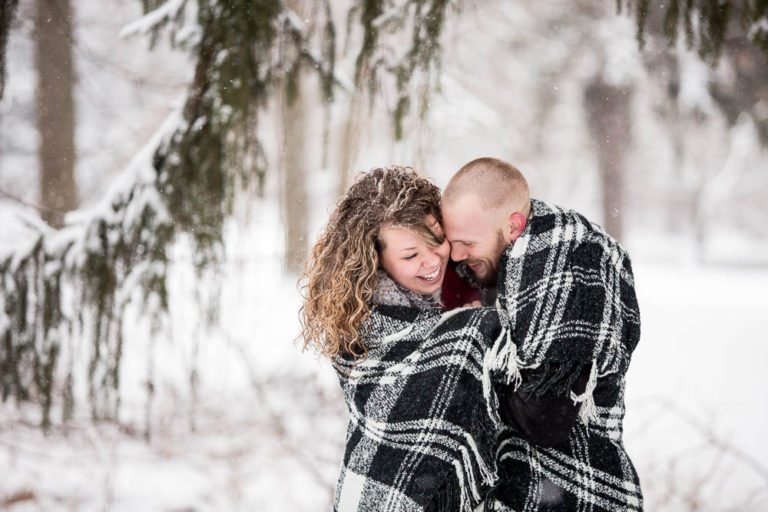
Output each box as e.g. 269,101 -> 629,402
508,212 -> 527,241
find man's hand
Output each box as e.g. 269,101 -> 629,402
462,300 -> 482,308
496,362 -> 592,448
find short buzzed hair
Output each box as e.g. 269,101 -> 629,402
443,157 -> 530,212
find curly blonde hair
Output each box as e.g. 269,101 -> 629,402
300,166 -> 443,359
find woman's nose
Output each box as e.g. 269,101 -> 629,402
423,248 -> 441,267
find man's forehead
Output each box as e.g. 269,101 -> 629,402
442,194 -> 492,240
442,193 -> 484,218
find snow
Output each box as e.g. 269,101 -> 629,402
2,201 -> 766,509
2,0 -> 768,509
597,14 -> 644,87
748,16 -> 768,39
372,6 -> 406,29
119,0 -> 187,40
625,261 -> 768,510
678,41 -> 716,115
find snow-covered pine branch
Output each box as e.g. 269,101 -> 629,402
749,14 -> 768,53
280,6 -> 353,94
120,0 -> 202,51
0,0 -> 456,432
349,0 -> 455,139
0,111 -> 179,429
618,0 -> 768,62
120,0 -> 188,39
0,1 -> 306,431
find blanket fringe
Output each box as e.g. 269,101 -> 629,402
451,404 -> 499,511
427,402 -> 499,511
482,327 -> 523,414
460,438 -> 497,497
570,359 -> 598,426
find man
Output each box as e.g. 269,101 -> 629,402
442,157 -> 643,511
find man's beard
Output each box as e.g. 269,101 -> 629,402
472,230 -> 509,287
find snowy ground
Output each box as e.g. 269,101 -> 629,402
0,204 -> 349,511
1,236 -> 767,510
625,261 -> 768,511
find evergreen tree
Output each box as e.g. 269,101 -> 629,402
622,0 -> 768,251
5,0 -> 761,432
0,0 -> 455,430
619,0 -> 768,61
619,0 -> 768,142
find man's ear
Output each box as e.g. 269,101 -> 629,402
507,212 -> 527,242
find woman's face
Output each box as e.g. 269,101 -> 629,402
378,216 -> 450,296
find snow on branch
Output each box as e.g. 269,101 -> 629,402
372,5 -> 407,28
120,0 -> 187,39
0,0 -> 348,433
280,7 -> 353,93
1,0 -> 456,433
0,109 -> 182,429
749,15 -> 768,52
348,0 -> 455,139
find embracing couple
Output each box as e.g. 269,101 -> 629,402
301,157 -> 642,511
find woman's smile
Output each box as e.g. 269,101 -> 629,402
419,265 -> 441,282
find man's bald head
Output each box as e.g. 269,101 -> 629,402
441,158 -> 531,286
443,157 -> 530,215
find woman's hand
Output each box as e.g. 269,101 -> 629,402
463,300 -> 482,308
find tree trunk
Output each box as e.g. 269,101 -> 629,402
280,71 -> 309,275
0,0 -> 19,99
35,0 -> 78,228
584,77 -> 632,242
337,90 -> 363,198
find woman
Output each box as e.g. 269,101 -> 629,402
301,166 -> 502,511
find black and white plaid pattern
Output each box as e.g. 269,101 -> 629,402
333,284 -> 505,511
486,199 -> 643,511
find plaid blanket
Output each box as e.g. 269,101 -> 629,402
333,278 -> 505,511
486,199 -> 643,511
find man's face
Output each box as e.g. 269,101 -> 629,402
442,194 -> 509,286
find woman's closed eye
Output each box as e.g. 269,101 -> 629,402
403,253 -> 417,260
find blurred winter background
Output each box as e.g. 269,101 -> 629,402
1,0 -> 767,510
